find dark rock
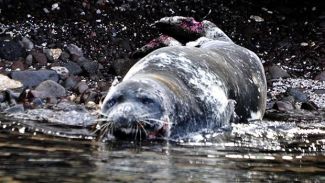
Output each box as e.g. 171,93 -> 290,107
80,90 -> 99,104
273,100 -> 294,111
9,70 -> 59,88
4,104 -> 24,113
287,88 -> 308,103
31,51 -> 47,66
59,51 -> 70,61
301,101 -> 318,111
112,58 -> 136,76
63,76 -> 79,90
313,89 -> 325,94
25,54 -> 33,65
32,80 -> 66,98
76,81 -> 88,94
81,61 -> 99,75
67,44 -> 83,58
31,98 -> 45,108
63,61 -> 82,75
0,40 -> 26,61
11,60 -> 25,71
314,71 -> 325,81
267,65 -> 290,80
51,66 -> 69,79
20,37 -> 34,51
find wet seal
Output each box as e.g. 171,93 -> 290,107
98,16 -> 267,141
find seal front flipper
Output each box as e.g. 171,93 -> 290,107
131,35 -> 181,59
154,16 -> 233,43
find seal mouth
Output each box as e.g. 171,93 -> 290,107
94,119 -> 170,141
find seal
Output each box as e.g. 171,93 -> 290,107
99,16 -> 267,141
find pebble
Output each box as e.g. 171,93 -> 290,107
20,37 -> 34,51
0,40 -> 26,61
273,100 -> 294,111
4,104 -> 24,113
267,65 -> 290,80
63,61 -> 83,75
25,54 -> 33,65
250,15 -> 264,22
76,81 -> 88,94
314,71 -> 325,81
67,44 -> 84,58
51,66 -> 69,79
9,70 -> 59,88
0,74 -> 23,91
31,51 -> 47,66
32,80 -> 66,98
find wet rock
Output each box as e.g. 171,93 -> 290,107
43,48 -> 62,61
81,90 -> 99,104
25,54 -> 33,65
273,100 -> 294,111
59,51 -> 70,61
63,61 -> 82,75
31,98 -> 45,108
20,37 -> 34,51
112,58 -> 135,76
76,81 -> 88,94
81,61 -> 99,76
287,88 -> 308,103
51,66 -> 69,79
31,51 -> 47,66
67,44 -> 83,58
301,101 -> 318,111
0,74 -> 22,91
63,76 -> 79,90
32,80 -> 66,98
11,60 -> 25,70
313,89 -> 325,95
4,104 -> 24,113
267,65 -> 290,80
0,40 -> 26,61
314,71 -> 325,81
9,70 -> 59,88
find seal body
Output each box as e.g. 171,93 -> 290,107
100,17 -> 267,140
101,41 -> 266,140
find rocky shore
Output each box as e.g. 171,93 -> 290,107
0,0 -> 324,125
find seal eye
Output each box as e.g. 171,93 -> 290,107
140,97 -> 154,105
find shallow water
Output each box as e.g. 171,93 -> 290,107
1,112 -> 325,182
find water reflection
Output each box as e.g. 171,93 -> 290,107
1,114 -> 325,182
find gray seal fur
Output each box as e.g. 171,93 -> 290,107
100,17 -> 267,140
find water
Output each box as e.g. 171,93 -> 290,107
1,112 -> 325,182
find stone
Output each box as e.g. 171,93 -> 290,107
273,100 -> 294,111
4,104 -> 24,113
0,40 -> 26,61
63,61 -> 82,75
63,76 -> 79,90
0,74 -> 23,91
67,44 -> 84,58
11,60 -> 25,71
81,61 -> 99,75
9,70 -> 59,88
43,48 -> 62,61
76,81 -> 88,94
301,101 -> 318,111
31,51 -> 47,66
25,54 -> 33,65
20,37 -> 34,51
287,88 -> 308,103
32,80 -> 66,98
314,71 -> 325,81
51,66 -> 69,79
268,65 -> 290,80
